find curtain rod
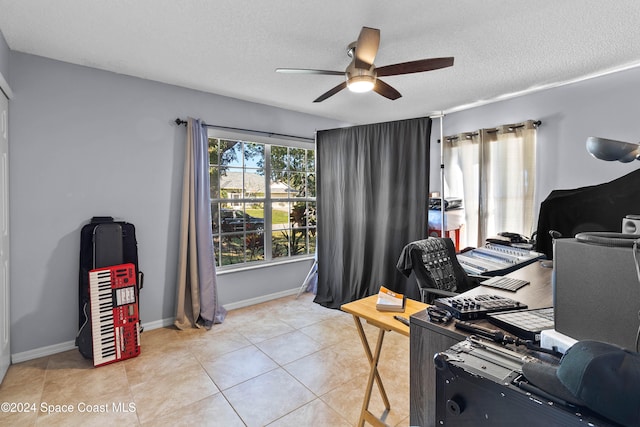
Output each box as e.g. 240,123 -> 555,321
486,120 -> 542,134
175,118 -> 315,142
440,120 -> 542,142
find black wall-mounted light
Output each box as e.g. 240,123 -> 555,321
586,136 -> 640,163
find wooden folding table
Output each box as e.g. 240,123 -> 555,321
341,294 -> 428,427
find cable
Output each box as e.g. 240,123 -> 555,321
427,306 -> 453,323
75,302 -> 89,341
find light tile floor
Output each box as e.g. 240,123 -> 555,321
0,292 -> 411,426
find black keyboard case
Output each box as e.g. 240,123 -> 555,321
75,216 -> 143,359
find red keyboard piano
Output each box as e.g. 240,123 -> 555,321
89,263 -> 141,367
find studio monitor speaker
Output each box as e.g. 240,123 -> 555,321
554,232 -> 640,350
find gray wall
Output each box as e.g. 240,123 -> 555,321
430,67 -> 640,235
8,52 -> 348,356
0,30 -> 9,94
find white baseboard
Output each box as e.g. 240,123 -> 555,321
140,317 -> 175,331
12,318 -> 175,364
11,288 -> 301,363
12,340 -> 77,364
222,288 -> 299,311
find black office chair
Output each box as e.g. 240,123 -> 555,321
397,237 -> 481,303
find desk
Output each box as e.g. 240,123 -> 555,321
342,295 -> 428,427
408,262 -> 553,427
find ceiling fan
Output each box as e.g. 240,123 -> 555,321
276,26 -> 454,103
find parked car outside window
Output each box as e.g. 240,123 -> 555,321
219,208 -> 264,232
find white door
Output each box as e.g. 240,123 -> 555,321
0,92 -> 9,382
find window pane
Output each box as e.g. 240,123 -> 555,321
220,167 -> 244,199
272,201 -> 289,259
290,228 -> 308,256
292,201 -> 311,256
216,139 -> 237,167
309,228 -> 317,253
271,146 -> 288,171
271,172 -> 289,200
245,202 -> 265,232
209,138 -> 221,165
290,201 -> 307,227
244,169 -> 265,197
290,172 -> 306,197
220,235 -> 244,266
245,232 -> 264,262
211,202 -> 221,234
307,173 -> 316,197
217,203 -> 265,233
307,201 -> 317,227
289,148 -> 305,172
272,204 -> 289,229
243,142 -> 265,170
210,166 -> 220,199
272,229 -> 289,259
218,203 -> 239,232
306,150 -> 315,172
213,235 -> 220,266
224,141 -> 243,168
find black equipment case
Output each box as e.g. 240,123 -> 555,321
75,216 -> 143,359
434,337 -> 620,426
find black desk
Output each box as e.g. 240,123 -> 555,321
408,262 -> 553,427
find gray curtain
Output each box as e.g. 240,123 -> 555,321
314,117 -> 431,308
175,118 -> 226,329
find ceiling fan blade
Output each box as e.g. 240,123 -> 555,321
376,57 -> 454,77
276,68 -> 344,76
354,27 -> 380,69
373,79 -> 402,100
313,81 -> 348,103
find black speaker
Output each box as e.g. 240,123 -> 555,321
554,232 -> 640,350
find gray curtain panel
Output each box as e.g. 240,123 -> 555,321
314,117 -> 431,308
175,118 -> 226,329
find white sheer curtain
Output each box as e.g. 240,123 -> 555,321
443,131 -> 481,247
444,120 -> 538,247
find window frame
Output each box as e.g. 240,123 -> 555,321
207,128 -> 316,270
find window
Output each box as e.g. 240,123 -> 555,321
443,120 -> 538,247
209,136 -> 316,268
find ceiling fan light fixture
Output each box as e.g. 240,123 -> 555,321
276,26 -> 453,102
347,75 -> 375,93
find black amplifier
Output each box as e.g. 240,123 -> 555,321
434,337 -> 619,426
434,294 -> 527,320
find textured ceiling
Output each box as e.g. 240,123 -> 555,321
1,0 -> 640,124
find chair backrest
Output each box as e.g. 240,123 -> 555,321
397,237 -> 477,302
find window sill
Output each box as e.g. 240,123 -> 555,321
216,255 -> 315,275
